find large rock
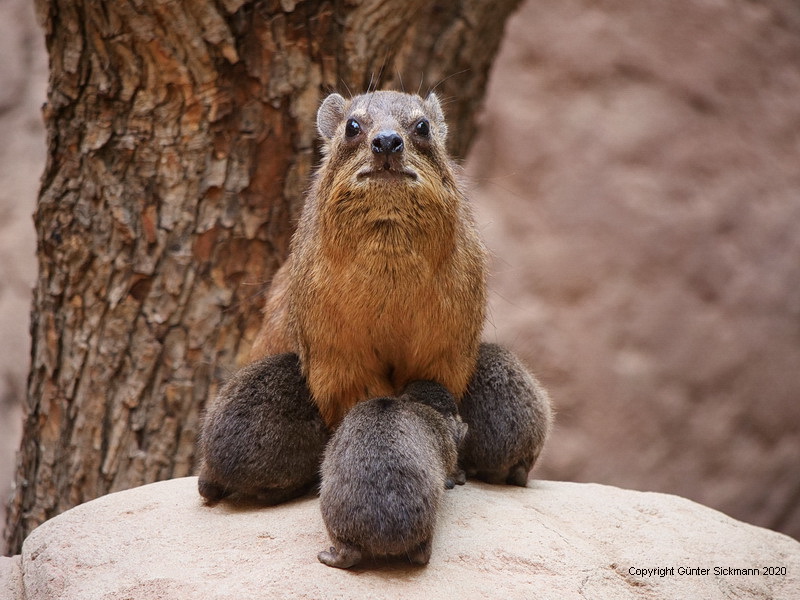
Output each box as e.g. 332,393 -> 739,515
4,477 -> 798,599
0,556 -> 22,600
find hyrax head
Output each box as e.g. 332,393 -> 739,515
316,91 -> 453,189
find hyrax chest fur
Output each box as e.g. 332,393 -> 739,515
252,91 -> 487,428
317,380 -> 467,569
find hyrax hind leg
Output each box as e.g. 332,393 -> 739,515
458,343 -> 553,486
318,544 -> 363,569
408,538 -> 433,566
197,353 -> 329,504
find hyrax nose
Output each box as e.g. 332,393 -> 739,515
371,131 -> 404,156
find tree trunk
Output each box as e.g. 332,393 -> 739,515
5,0 -> 521,554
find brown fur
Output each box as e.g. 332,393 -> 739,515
317,381 -> 467,569
251,91 -> 487,428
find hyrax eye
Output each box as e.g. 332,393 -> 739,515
345,118 -> 361,138
414,118 -> 430,138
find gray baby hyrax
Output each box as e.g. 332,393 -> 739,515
458,343 -> 552,486
317,380 -> 467,569
197,353 -> 329,504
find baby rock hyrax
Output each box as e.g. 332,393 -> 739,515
251,90 -> 487,428
197,353 -> 328,504
318,380 -> 467,569
459,344 -> 553,486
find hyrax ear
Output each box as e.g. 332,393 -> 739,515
317,93 -> 347,140
424,92 -> 447,139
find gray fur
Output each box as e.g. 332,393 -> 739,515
317,381 -> 466,569
197,353 -> 329,504
458,343 -> 553,486
423,92 -> 447,138
196,344 -> 551,509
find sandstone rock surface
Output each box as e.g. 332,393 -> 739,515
0,556 -> 22,600
4,477 -> 798,599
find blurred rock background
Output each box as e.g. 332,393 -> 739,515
2,0 -> 798,547
467,0 -> 800,538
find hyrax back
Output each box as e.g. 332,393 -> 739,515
251,91 -> 488,428
459,344 -> 553,486
197,353 -> 329,504
317,380 -> 467,569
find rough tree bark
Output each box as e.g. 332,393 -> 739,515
5,0 -> 522,554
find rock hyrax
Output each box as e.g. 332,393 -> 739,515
200,92 -> 552,507
251,90 -> 488,428
318,380 -> 467,569
458,343 -> 553,486
197,353 -> 329,504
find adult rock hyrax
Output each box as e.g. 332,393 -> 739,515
196,353 -> 329,504
251,90 -> 487,428
197,91 -> 552,505
318,380 -> 467,569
